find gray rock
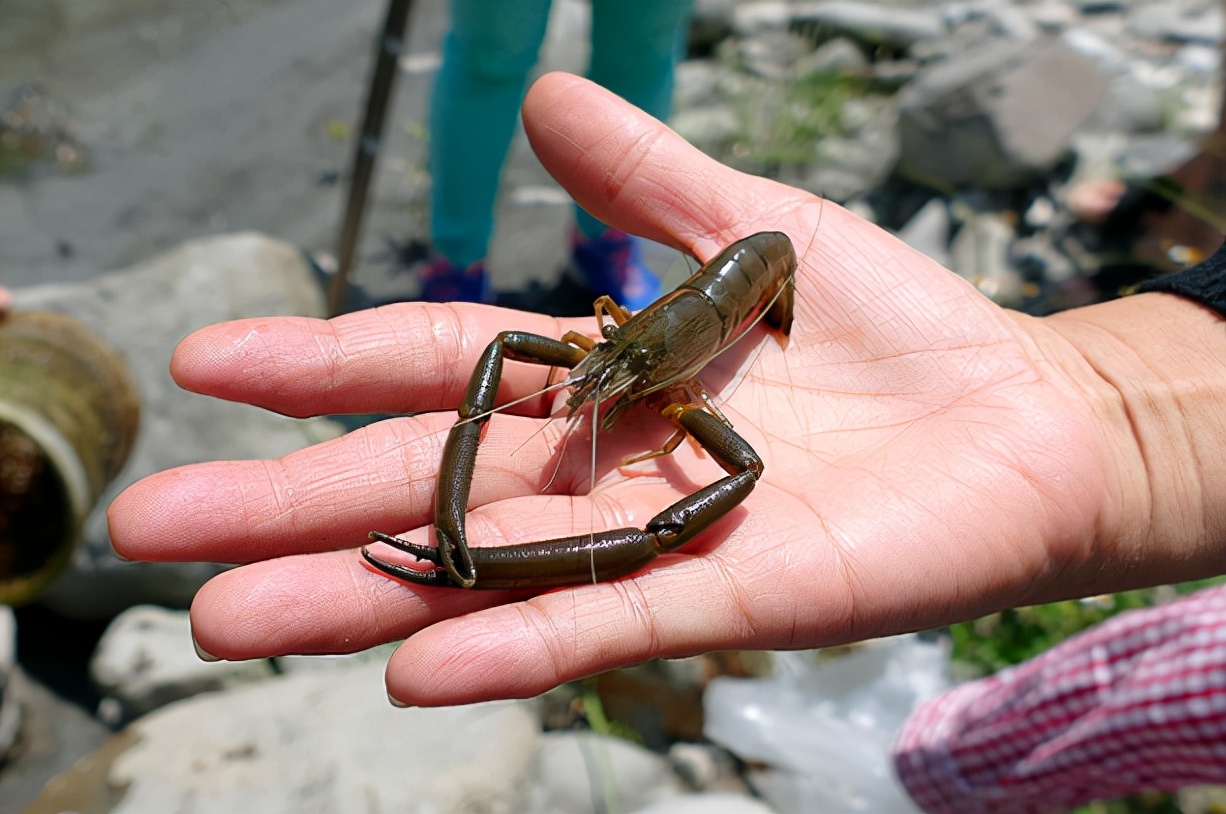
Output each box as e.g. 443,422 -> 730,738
1114,132 -> 1199,179
792,1 -> 947,48
532,731 -> 685,814
897,38 -> 1108,188
982,1 -> 1040,41
89,605 -> 275,724
27,660 -> 539,814
0,607 -> 17,760
1087,74 -> 1164,134
1129,1 -> 1224,44
0,667 -> 111,814
5,0 -> 163,32
1075,0 -> 1125,12
11,233 -> 346,618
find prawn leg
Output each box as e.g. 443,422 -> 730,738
368,331 -> 588,588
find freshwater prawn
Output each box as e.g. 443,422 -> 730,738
362,231 -> 798,589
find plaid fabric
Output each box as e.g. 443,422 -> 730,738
893,585 -> 1226,813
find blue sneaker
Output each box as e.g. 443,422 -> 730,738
569,228 -> 661,310
417,255 -> 488,303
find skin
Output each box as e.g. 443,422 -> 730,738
0,287 -> 10,317
109,73 -> 1226,707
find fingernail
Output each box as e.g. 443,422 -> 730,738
387,692 -> 411,709
193,637 -> 221,662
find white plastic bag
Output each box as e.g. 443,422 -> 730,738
704,634 -> 950,813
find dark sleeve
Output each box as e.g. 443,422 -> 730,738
1135,239 -> 1226,318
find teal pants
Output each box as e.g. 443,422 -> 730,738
430,0 -> 693,267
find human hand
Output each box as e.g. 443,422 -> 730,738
108,73 -> 1223,706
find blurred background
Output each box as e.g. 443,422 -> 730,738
2,1 -> 1225,812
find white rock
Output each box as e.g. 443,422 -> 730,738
1061,27 -> 1131,74
1129,2 -> 1224,44
732,1 -> 793,34
0,605 -> 13,679
1176,43 -> 1222,77
532,731 -> 685,814
792,1 -> 947,47
1029,0 -> 1079,32
89,605 -> 275,722
95,661 -> 539,814
633,792 -> 778,814
668,742 -> 744,793
897,38 -> 1108,188
950,210 -> 1025,306
896,199 -> 952,268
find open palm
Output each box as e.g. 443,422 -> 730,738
110,73 -> 1121,705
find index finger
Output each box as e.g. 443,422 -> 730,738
171,302 -> 585,419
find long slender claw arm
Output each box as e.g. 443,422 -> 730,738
365,398 -> 765,590
368,331 -> 588,588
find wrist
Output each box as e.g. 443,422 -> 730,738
1042,292 -> 1226,590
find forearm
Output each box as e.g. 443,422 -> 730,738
1040,291 -> 1226,592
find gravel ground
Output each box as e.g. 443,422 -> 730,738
0,0 -> 606,301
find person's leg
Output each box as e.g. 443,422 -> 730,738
426,1 -> 551,299
569,0 -> 693,308
578,0 -> 692,242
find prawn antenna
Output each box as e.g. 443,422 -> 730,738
589,374 -> 600,584
451,376 -> 577,428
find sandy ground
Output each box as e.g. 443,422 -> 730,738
0,0 -> 611,300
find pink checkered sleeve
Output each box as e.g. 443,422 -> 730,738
892,584 -> 1226,814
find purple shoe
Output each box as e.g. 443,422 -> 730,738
417,256 -> 488,303
569,228 -> 661,311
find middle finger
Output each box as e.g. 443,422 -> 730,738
109,410 -> 573,564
